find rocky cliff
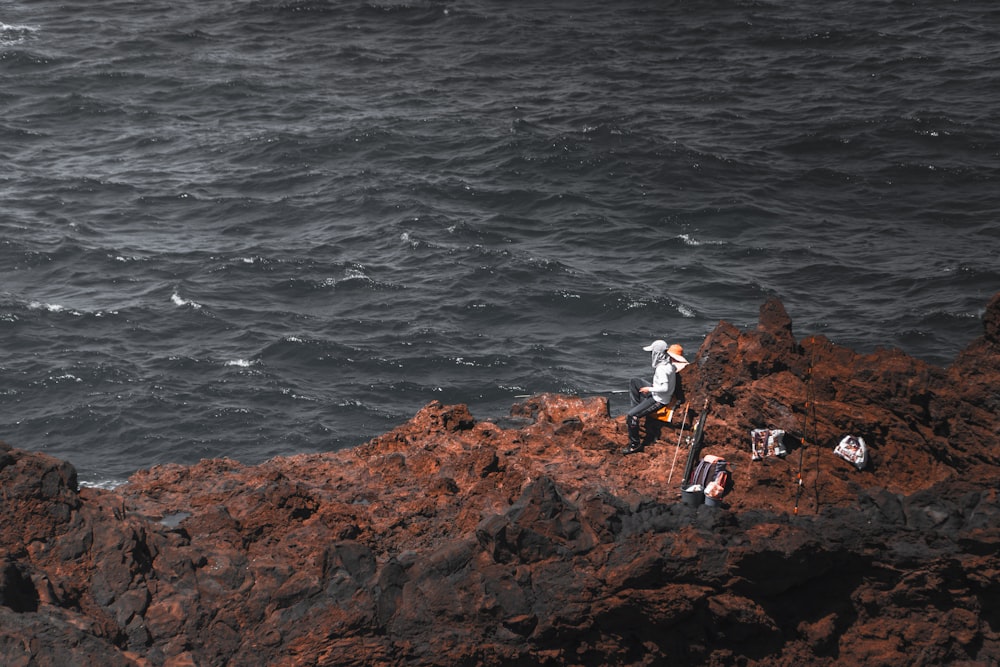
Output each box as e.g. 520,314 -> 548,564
2,294 -> 998,666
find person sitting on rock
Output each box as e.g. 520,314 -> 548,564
623,340 -> 689,455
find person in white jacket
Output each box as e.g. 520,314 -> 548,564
623,339 -> 688,455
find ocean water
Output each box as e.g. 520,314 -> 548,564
2,0 -> 998,486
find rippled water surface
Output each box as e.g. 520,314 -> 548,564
2,0 -> 999,485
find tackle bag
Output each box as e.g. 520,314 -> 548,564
688,454 -> 732,501
834,435 -> 868,471
750,428 -> 787,460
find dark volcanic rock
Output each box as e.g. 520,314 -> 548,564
2,293 -> 999,666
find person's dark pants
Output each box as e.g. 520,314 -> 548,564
626,377 -> 664,447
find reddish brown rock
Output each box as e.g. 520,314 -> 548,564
2,293 -> 999,666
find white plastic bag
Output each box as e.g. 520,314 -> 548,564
834,435 -> 868,471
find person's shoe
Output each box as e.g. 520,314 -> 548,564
622,442 -> 644,455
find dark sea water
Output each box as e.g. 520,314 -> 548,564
3,0 -> 999,487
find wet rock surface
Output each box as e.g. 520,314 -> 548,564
2,293 -> 999,666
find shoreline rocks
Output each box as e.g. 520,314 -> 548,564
2,292 -> 999,666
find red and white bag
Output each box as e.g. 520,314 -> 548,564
689,454 -> 731,500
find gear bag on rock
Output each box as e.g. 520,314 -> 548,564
750,428 -> 787,460
688,454 -> 732,500
834,435 -> 868,470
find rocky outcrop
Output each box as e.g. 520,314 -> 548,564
2,293 -> 999,666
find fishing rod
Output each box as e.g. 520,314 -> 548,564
795,342 -> 816,516
665,403 -> 691,488
513,389 -> 629,399
681,396 -> 710,490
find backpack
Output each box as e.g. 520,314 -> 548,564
688,454 -> 732,500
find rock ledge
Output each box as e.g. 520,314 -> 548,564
2,294 -> 999,666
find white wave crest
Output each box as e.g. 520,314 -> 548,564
321,267 -> 372,288
80,479 -> 126,490
1,22 -> 38,45
26,301 -> 116,317
171,291 -> 202,309
28,301 -> 82,316
343,267 -> 369,281
678,233 -> 725,246
29,301 -> 66,312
